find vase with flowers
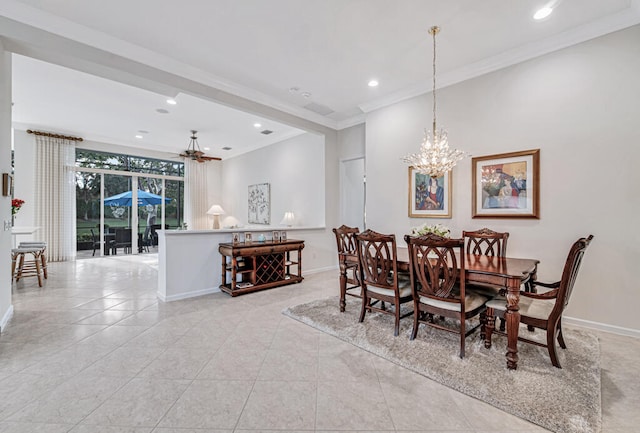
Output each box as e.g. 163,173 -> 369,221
11,198 -> 24,226
410,223 -> 450,238
410,223 -> 451,259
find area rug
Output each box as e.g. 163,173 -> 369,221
283,296 -> 601,433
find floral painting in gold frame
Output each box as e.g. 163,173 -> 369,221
408,167 -> 452,218
472,149 -> 540,219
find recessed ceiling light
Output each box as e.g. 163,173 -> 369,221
135,135 -> 143,139
368,79 -> 379,87
222,146 -> 232,151
253,123 -> 262,128
166,98 -> 177,105
156,108 -> 169,114
203,147 -> 210,151
534,6 -> 553,20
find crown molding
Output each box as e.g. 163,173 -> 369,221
336,113 -> 366,130
358,6 -> 640,114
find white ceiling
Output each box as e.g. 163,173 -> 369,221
3,0 -> 640,158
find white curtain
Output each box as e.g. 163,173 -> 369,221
35,135 -> 76,261
184,159 -> 210,229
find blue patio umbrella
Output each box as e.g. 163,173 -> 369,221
103,189 -> 171,207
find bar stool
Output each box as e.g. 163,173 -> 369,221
18,241 -> 48,280
12,246 -> 46,287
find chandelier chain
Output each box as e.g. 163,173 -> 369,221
432,26 -> 437,133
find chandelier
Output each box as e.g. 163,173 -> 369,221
403,26 -> 465,177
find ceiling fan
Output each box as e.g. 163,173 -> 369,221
179,130 -> 220,162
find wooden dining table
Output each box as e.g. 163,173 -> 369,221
339,248 -> 539,370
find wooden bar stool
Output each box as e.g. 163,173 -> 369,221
11,247 -> 45,287
18,241 -> 48,280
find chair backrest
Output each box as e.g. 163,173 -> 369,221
115,228 -> 132,243
405,234 -> 465,305
355,229 -> 398,291
333,225 -> 359,256
553,235 -> 594,315
463,227 -> 509,257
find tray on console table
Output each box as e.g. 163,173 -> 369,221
218,239 -> 304,296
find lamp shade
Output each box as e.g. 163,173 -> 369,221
207,204 -> 225,229
206,204 -> 225,215
280,211 -> 295,226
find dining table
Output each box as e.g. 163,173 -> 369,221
339,248 -> 539,370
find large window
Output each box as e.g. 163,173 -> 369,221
75,149 -> 184,256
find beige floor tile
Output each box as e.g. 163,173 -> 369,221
196,343 -> 268,381
76,324 -> 149,348
2,258 -> 638,432
315,380 -> 395,431
81,346 -> 164,377
257,348 -> 318,381
7,372 -> 129,423
136,347 -> 216,379
21,344 -> 113,377
0,422 -> 75,433
236,381 -> 316,430
158,379 -> 253,429
81,377 -> 190,427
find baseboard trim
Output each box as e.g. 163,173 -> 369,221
564,316 -> 640,338
304,266 -> 337,275
0,305 -> 14,332
157,287 -> 221,302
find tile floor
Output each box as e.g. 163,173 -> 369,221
0,254 -> 638,432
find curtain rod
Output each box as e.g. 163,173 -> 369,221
27,129 -> 84,142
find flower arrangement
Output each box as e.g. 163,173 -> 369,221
11,198 -> 25,216
411,223 -> 450,237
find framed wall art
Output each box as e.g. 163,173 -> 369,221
408,167 -> 452,218
248,183 -> 270,224
472,149 -> 540,219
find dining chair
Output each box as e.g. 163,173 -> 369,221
356,229 -> 413,336
404,233 -> 489,358
482,235 -> 593,368
332,224 -> 361,312
463,227 -> 509,257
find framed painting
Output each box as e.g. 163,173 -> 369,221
248,183 -> 270,224
408,167 -> 452,218
472,149 -> 540,219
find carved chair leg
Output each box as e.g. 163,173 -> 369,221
484,308 -> 495,349
394,306 -> 400,337
557,318 -> 567,349
547,325 -> 562,368
459,318 -> 466,359
359,292 -> 368,323
480,311 -> 487,341
410,304 -> 420,340
499,317 -> 506,332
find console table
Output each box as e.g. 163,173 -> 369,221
219,239 -> 304,296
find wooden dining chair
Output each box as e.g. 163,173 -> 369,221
463,227 -> 509,258
333,225 -> 361,312
356,229 -> 413,336
482,235 -> 593,368
405,233 -> 489,358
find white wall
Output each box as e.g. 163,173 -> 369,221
366,25 -> 640,331
0,42 -> 13,329
221,132 -> 325,228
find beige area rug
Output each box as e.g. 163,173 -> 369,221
283,296 -> 601,433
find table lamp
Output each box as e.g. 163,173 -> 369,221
206,204 -> 225,229
280,211 -> 295,227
